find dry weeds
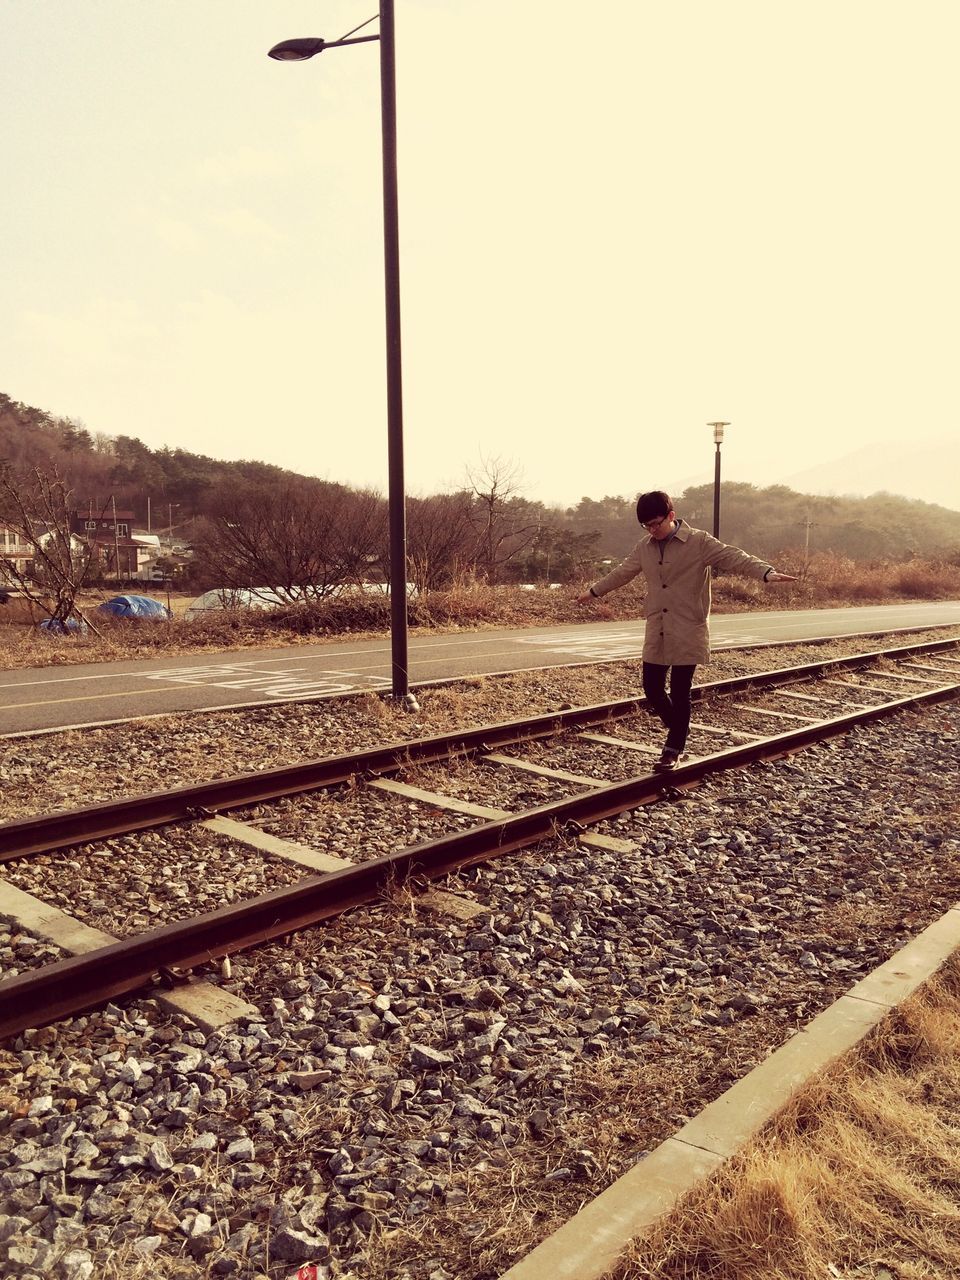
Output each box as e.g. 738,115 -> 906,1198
606,957 -> 960,1280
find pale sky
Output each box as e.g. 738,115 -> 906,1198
2,1 -> 959,510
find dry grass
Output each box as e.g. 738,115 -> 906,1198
798,553 -> 960,605
606,957 -> 960,1280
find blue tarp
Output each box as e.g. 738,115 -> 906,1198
96,594 -> 171,620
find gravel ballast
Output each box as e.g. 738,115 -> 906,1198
0,630 -> 958,1280
0,826 -> 307,942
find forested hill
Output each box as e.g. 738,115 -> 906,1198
0,392 -> 302,520
3,391 -> 960,563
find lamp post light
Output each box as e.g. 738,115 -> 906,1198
269,5 -> 420,712
708,421 -> 729,541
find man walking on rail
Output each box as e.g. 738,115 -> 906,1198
576,491 -> 797,772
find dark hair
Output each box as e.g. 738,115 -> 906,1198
636,491 -> 673,524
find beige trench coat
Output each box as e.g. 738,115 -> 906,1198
589,522 -> 773,665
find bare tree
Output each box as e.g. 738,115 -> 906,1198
0,464 -> 101,632
195,477 -> 387,599
466,456 -> 540,583
523,524 -> 602,582
406,491 -> 477,592
337,488 -> 390,588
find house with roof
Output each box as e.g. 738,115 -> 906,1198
71,509 -> 141,577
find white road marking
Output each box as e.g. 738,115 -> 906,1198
143,663 -> 391,699
713,635 -> 766,647
0,633 -> 508,690
515,629 -> 647,659
1,614 -> 956,733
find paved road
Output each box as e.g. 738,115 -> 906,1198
2,601 -> 959,737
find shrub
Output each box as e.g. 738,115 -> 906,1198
895,561 -> 960,599
713,578 -> 765,607
273,596 -> 391,635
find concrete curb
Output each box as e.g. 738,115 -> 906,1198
499,905 -> 960,1280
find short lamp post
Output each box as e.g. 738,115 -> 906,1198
268,4 -> 420,712
708,421 -> 729,541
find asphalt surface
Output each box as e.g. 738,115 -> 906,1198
2,601 -> 959,737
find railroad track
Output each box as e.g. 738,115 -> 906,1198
1,635 -> 958,1039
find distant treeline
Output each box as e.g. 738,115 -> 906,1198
564,484 -> 960,563
3,392 -> 960,573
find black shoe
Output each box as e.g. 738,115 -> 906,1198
653,747 -> 683,772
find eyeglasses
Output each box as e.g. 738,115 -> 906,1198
641,515 -> 670,532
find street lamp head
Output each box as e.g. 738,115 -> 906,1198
709,420 -> 730,444
268,37 -> 327,61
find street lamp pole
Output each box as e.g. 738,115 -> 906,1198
707,421 -> 729,541
376,1 -> 415,710
268,5 -> 419,711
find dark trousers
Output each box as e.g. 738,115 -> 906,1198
642,662 -> 697,752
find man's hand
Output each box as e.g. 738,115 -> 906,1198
767,571 -> 798,583
575,591 -> 595,605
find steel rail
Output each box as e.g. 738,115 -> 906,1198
1,637 -> 957,864
1,676 -> 958,1039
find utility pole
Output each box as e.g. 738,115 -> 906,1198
801,515 -> 815,569
111,495 -> 121,584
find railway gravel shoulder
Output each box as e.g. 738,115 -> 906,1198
0,682 -> 958,1278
